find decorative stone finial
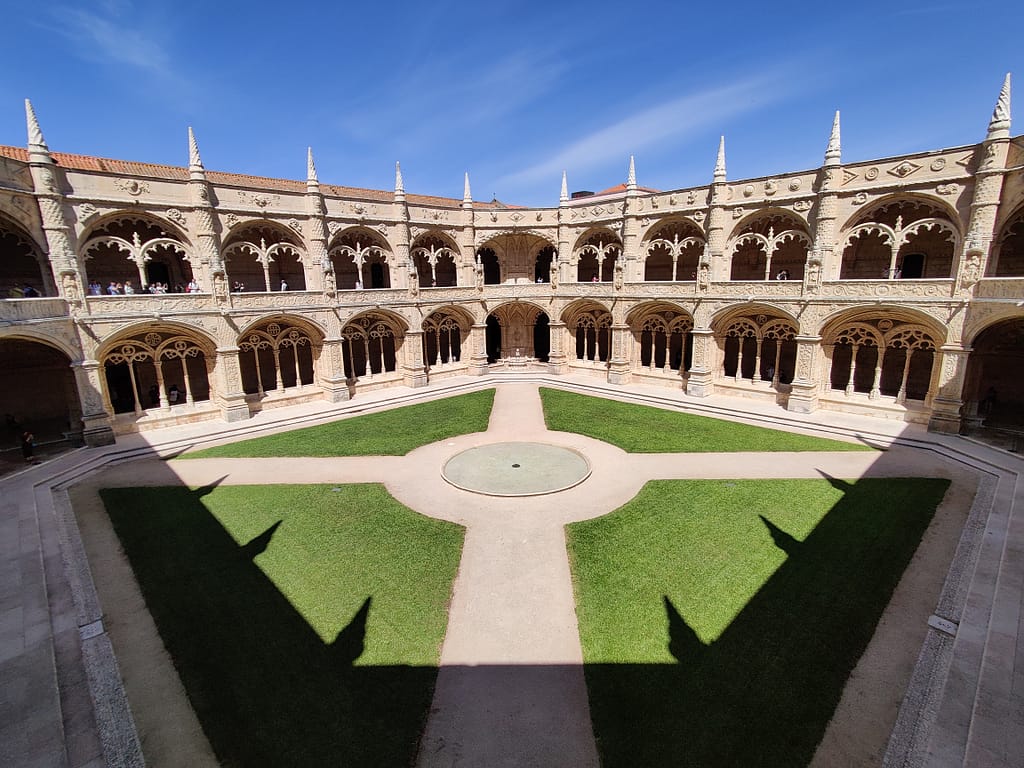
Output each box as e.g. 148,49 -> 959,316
560,171 -> 568,204
25,99 -> 48,152
188,127 -> 206,181
307,147 -> 319,184
825,111 -> 841,166
463,172 -> 472,205
714,136 -> 726,181
626,154 -> 636,190
987,73 -> 1011,140
394,161 -> 405,201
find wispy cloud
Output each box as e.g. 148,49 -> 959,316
498,72 -> 797,189
44,3 -> 173,77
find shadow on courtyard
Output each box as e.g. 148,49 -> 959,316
98,469 -> 947,767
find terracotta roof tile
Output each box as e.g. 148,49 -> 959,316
0,144 -> 502,207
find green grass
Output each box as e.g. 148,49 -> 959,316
540,387 -> 873,452
102,483 -> 465,767
181,388 -> 495,458
566,477 -> 949,767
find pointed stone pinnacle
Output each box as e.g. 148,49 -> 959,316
463,172 -> 472,202
25,99 -> 48,150
560,171 -> 568,203
188,127 -> 204,170
627,155 -> 636,188
714,136 -> 726,181
825,110 -> 841,165
307,147 -> 318,184
988,72 -> 1011,139
395,161 -> 405,196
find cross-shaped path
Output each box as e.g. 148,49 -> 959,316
150,383 -> 969,766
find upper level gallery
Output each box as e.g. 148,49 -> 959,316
1,74 -> 1022,330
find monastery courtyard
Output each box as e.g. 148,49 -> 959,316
2,374 -> 1021,767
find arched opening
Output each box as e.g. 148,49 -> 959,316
643,220 -> 705,282
329,230 -> 391,291
82,216 -> 192,293
569,308 -> 612,365
485,315 -> 502,363
535,246 -> 555,283
422,310 -> 466,369
575,231 -> 621,282
238,321 -> 319,398
223,223 -> 306,292
0,218 -> 49,297
825,319 -> 936,403
102,329 -> 212,415
340,313 -> 401,380
631,307 -> 695,378
840,199 -> 957,280
963,318 -> 1024,425
533,313 -> 550,362
728,213 -> 810,281
717,313 -> 798,387
478,248 -> 500,285
990,209 -> 1024,276
0,338 -> 80,449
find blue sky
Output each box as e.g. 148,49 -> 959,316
1,1 -> 1020,207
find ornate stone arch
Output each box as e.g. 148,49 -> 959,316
339,310 -> 406,380
80,213 -> 193,292
712,308 -> 799,385
98,324 -> 215,414
563,299 -> 614,365
838,196 -> 961,280
573,229 -> 622,282
989,203 -> 1024,277
642,218 -> 705,282
821,313 -> 940,402
411,231 -> 460,288
422,306 -> 472,368
329,227 -> 393,290
726,210 -> 811,281
628,302 -> 696,375
236,316 -> 322,397
0,212 -> 51,296
223,221 -> 307,292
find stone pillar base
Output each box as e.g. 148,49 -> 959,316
786,383 -> 819,414
547,354 -> 568,375
403,370 -> 428,388
468,355 -> 489,376
219,400 -> 251,423
607,362 -> 631,385
321,380 -> 351,403
928,397 -> 964,434
685,371 -> 714,398
82,422 -> 116,447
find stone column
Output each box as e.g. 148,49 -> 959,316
606,324 -> 632,384
402,329 -> 428,387
317,337 -> 350,402
468,323 -> 489,375
71,360 -> 116,446
547,320 -> 568,374
787,336 -> 822,414
686,328 -> 715,397
928,344 -> 970,433
213,346 -> 251,422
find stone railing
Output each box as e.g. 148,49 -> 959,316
817,279 -> 954,299
972,277 -> 1024,300
0,297 -> 70,321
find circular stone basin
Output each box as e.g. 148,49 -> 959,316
442,442 -> 591,497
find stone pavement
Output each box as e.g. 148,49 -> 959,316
2,374 -> 1022,767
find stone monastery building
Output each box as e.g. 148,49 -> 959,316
1,76 -> 1022,448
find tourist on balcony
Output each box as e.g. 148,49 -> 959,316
107,282 -> 119,295
186,279 -> 199,293
167,384 -> 180,405
21,284 -> 39,297
123,280 -> 135,295
775,270 -> 789,280
280,279 -> 288,291
88,280 -> 102,296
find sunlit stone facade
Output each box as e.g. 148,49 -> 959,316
1,77 -> 1022,448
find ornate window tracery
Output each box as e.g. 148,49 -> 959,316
826,319 -> 936,402
718,314 -> 797,386
570,310 -> 612,364
340,313 -> 401,379
727,213 -> 810,281
238,321 -> 317,397
83,216 -> 192,292
574,231 -> 621,282
840,200 -> 958,280
422,310 -> 465,368
223,224 -> 306,292
411,235 -> 458,288
644,220 -> 705,281
330,230 -> 391,289
102,329 -> 210,414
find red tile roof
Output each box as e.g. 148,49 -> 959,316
0,144 -> 502,208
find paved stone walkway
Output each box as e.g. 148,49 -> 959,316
2,375 -> 1022,767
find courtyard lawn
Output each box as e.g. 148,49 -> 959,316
567,477 -> 949,768
102,483 -> 464,767
181,388 -> 494,458
540,387 -> 873,452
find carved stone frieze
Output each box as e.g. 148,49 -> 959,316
888,160 -> 921,179
114,178 -> 150,197
165,208 -> 187,229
